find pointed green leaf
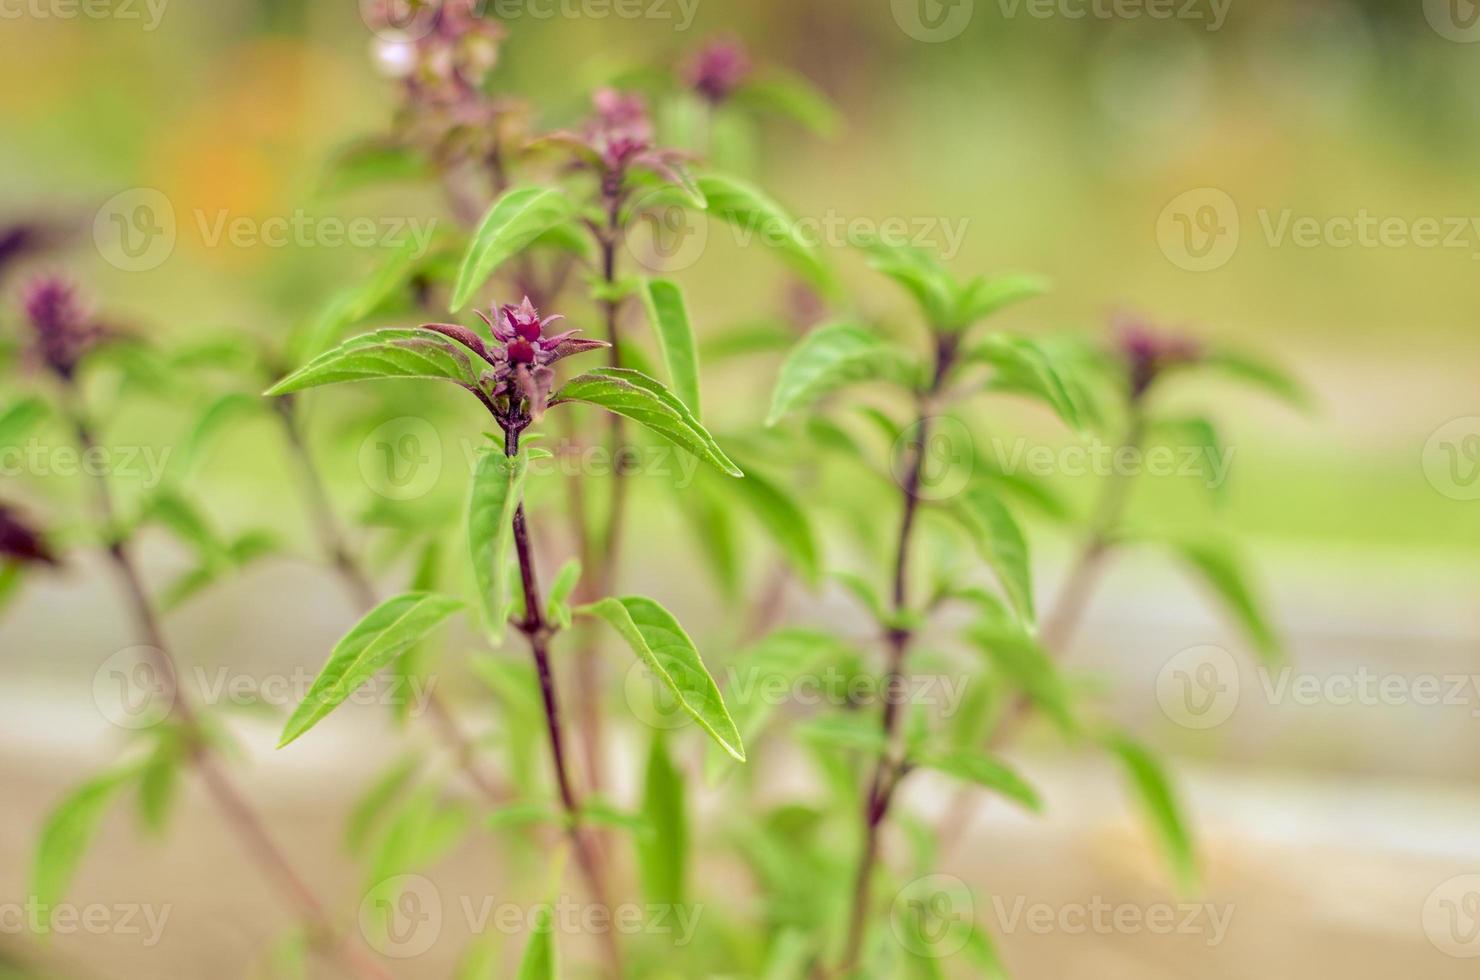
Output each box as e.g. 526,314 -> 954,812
468,448 -> 531,638
578,596 -> 746,761
1152,416 -> 1227,503
320,140 -> 432,197
962,333 -> 1093,433
693,173 -> 831,291
545,558 -> 582,630
456,934 -> 504,980
640,278 -> 702,418
0,396 -> 49,450
1201,349 -> 1309,411
33,768 -> 136,922
452,186 -> 573,312
719,465 -> 822,586
953,274 -> 1049,327
138,729 -> 185,835
735,71 -> 842,137
917,748 -> 1040,812
941,484 -> 1034,624
279,592 -> 462,747
851,235 -> 956,329
346,756 -> 422,856
515,904 -> 558,980
965,625 -> 1077,736
637,731 -> 688,906
706,629 -> 855,781
171,392 -> 261,481
964,926 -> 1011,980
266,328 -> 484,396
796,713 -> 888,754
1171,537 -> 1281,665
1103,733 -> 1197,891
145,490 -> 230,569
549,368 -> 742,476
766,321 -> 910,426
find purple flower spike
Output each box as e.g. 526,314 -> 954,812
21,276 -> 101,380
683,37 -> 752,105
428,297 -> 606,416
531,89 -> 694,199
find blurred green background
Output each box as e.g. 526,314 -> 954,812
3,0 -> 1479,977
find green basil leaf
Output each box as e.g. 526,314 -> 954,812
635,730 -> 688,906
266,328 -> 485,396
550,368 -> 742,477
279,592 -> 462,747
766,321 -> 911,426
640,277 -> 703,418
452,186 -> 573,312
1200,349 -> 1310,411
961,333 -> 1094,433
917,748 -> 1040,812
515,904 -> 558,980
33,767 -> 137,923
734,71 -> 842,137
953,274 -> 1049,328
545,558 -> 582,630
965,625 -> 1077,736
1102,732 -> 1197,891
719,464 -> 822,586
0,396 -> 49,450
1170,537 -> 1281,665
941,484 -> 1034,624
579,596 -> 745,761
851,235 -> 956,329
693,173 -> 831,292
346,756 -> 422,856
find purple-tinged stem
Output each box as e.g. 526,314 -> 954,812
70,406 -> 392,980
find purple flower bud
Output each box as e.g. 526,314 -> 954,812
507,338 -> 536,365
683,37 -> 752,105
1112,312 -> 1202,397
433,297 -> 607,413
21,275 -> 98,379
